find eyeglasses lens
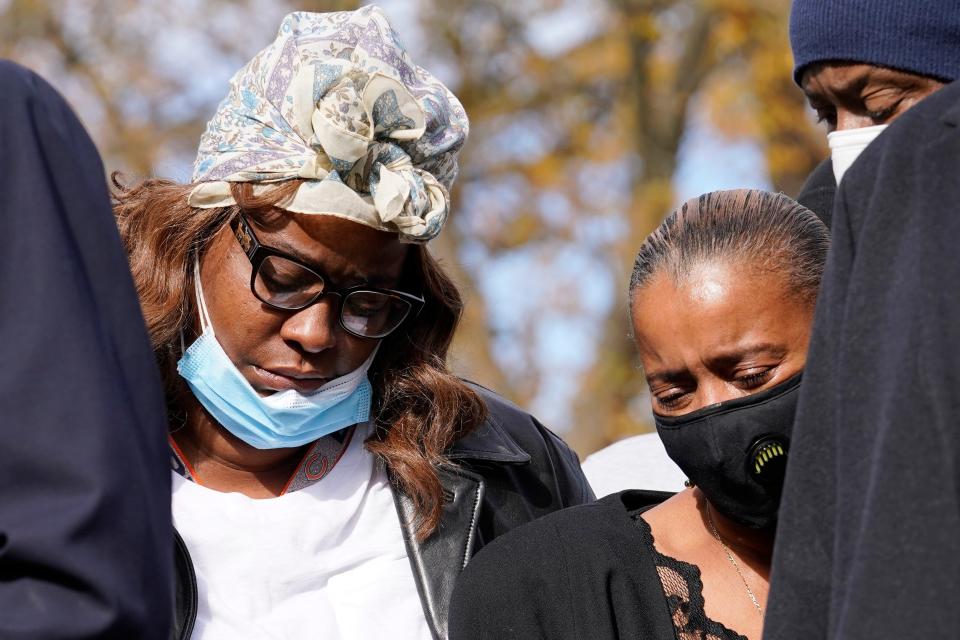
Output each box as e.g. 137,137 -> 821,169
254,256 -> 412,338
253,255 -> 325,309
341,291 -> 411,338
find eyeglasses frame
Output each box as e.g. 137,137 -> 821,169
229,214 -> 425,339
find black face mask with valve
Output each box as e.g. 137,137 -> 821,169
654,373 -> 801,530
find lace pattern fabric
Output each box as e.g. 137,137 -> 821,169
631,513 -> 747,640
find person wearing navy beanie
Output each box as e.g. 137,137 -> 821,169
791,0 -> 960,87
764,3 -> 960,639
764,78 -> 960,640
789,0 -> 956,227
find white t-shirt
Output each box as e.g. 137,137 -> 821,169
582,432 -> 687,497
171,426 -> 430,640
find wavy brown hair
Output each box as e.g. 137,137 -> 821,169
112,175 -> 486,539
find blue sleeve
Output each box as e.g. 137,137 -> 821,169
0,61 -> 173,640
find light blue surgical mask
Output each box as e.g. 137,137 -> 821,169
177,261 -> 376,450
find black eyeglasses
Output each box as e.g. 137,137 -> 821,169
230,214 -> 424,339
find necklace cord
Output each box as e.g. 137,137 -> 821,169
706,507 -> 764,617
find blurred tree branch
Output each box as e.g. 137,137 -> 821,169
568,0 -> 723,453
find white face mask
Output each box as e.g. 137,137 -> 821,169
827,124 -> 888,184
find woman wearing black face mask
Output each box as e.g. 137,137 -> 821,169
449,189 -> 829,640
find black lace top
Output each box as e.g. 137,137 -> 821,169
449,489 -> 742,640
630,513 -> 748,640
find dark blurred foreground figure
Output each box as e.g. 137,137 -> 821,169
0,61 -> 172,639
789,0 -> 960,227
764,81 -> 960,639
450,190 -> 829,640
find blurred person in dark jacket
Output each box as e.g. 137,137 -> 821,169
764,65 -> 960,640
0,61 -> 172,639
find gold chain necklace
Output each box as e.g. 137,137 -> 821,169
706,507 -> 764,617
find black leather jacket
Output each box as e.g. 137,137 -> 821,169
173,385 -> 595,640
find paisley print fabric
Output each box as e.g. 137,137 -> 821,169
189,6 -> 469,243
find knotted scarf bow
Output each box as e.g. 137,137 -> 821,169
189,7 -> 468,243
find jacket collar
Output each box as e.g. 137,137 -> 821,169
393,466 -> 485,640
446,411 -> 531,464
394,408 -> 530,638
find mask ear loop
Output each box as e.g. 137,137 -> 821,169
193,259 -> 213,332
180,257 -> 214,354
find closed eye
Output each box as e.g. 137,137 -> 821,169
865,100 -> 902,124
647,369 -> 697,413
653,387 -> 692,411
735,369 -> 773,390
814,106 -> 837,128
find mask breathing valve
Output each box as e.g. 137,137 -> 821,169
747,435 -> 789,486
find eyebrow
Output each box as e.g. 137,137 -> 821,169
865,69 -> 928,93
806,67 -> 922,103
830,73 -> 870,97
804,72 -> 869,101
706,342 -> 788,367
645,342 -> 788,386
254,229 -> 397,287
645,369 -> 692,387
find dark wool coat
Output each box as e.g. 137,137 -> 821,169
796,157 -> 836,230
0,61 -> 173,639
765,81 -> 960,639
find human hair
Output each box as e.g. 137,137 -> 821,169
112,175 -> 486,540
629,189 -> 829,307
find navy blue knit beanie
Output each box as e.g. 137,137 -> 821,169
790,0 -> 960,84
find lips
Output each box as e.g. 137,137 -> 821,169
251,365 -> 332,393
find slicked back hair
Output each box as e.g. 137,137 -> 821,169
629,189 -> 830,308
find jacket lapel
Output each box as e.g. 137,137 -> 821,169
392,409 -> 532,639
393,465 -> 485,640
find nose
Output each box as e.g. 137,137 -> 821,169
278,298 -> 339,353
696,380 -> 742,411
835,109 -> 876,131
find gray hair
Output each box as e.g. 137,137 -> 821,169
629,189 -> 829,306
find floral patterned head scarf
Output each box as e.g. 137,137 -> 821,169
189,7 -> 468,243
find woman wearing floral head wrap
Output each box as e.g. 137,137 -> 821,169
113,8 -> 592,640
